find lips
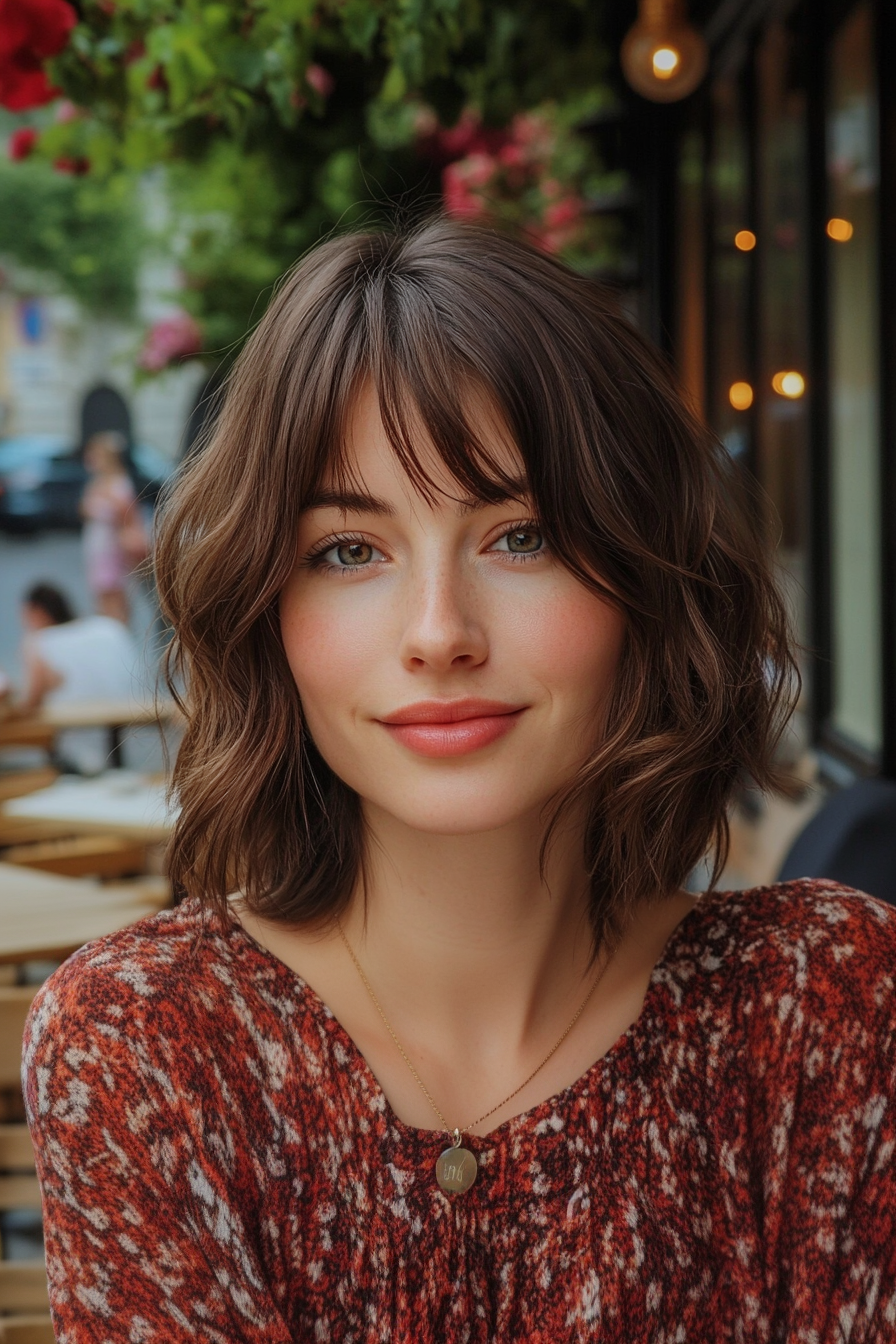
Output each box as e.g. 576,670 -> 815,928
377,699 -> 526,758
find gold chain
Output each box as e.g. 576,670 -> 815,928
335,918 -> 611,1137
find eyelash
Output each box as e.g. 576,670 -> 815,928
303,521 -> 546,575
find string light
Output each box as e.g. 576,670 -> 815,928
772,371 -> 806,399
652,47 -> 681,77
621,0 -> 708,103
734,230 -> 756,251
826,218 -> 854,242
729,382 -> 754,411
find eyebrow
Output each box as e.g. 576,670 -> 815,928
303,476 -> 531,519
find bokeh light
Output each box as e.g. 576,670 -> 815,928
729,382 -> 754,410
652,47 -> 681,78
826,217 -> 854,242
772,371 -> 806,399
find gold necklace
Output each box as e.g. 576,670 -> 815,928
335,918 -> 611,1195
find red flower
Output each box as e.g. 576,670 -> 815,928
53,154 -> 89,175
7,125 -> 38,159
0,0 -> 77,111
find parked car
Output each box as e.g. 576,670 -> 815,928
0,435 -> 174,534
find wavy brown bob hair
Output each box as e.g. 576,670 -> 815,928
155,216 -> 796,955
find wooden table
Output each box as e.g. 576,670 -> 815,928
0,699 -> 182,765
2,772 -> 177,843
0,862 -> 170,964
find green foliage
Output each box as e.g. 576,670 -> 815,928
0,155 -> 142,318
32,0 -> 620,358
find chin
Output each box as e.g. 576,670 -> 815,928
361,782 -> 549,837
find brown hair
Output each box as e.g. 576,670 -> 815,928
155,216 -> 796,956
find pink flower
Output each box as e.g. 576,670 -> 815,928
436,111 -> 482,160
138,312 -> 203,372
442,163 -> 482,220
7,124 -> 38,158
498,142 -> 525,169
306,64 -> 334,98
544,197 -> 581,230
460,151 -> 496,189
53,96 -> 78,121
0,0 -> 77,111
510,113 -> 544,146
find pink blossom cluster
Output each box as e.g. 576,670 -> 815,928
429,111 -> 585,255
138,311 -> 203,372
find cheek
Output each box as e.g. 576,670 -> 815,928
513,582 -> 625,708
279,581 -> 378,727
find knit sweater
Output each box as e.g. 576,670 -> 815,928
22,879 -> 896,1342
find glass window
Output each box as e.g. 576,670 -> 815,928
708,76 -> 753,465
755,18 -> 810,651
676,124 -> 706,416
827,1 -> 882,756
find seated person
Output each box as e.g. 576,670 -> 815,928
18,582 -> 140,774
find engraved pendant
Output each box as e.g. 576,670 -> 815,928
435,1130 -> 478,1194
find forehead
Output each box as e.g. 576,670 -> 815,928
318,379 -> 529,508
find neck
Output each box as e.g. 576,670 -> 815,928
342,803 -> 597,1044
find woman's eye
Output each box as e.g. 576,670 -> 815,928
492,527 -> 544,555
327,541 -> 381,567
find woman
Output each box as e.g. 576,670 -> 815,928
24,219 -> 895,1341
80,430 -> 146,624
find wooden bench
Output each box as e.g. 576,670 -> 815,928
0,986 -> 51,1342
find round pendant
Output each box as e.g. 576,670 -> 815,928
435,1142 -> 478,1194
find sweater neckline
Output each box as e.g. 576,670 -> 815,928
227,889 -> 715,1151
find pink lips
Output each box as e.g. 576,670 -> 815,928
378,698 -> 526,758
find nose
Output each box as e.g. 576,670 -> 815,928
398,559 -> 489,673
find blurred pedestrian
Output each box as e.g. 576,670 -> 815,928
80,430 -> 148,625
18,581 -> 139,774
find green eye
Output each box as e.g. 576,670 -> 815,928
335,542 -> 374,566
504,529 -> 543,554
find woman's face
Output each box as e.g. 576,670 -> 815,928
279,384 -> 626,837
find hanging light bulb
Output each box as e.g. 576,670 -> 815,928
621,0 -> 709,103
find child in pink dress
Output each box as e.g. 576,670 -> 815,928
80,431 -> 144,624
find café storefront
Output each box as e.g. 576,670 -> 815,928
620,0 -> 896,782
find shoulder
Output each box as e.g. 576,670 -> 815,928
23,899 -> 328,1161
24,899 -> 301,1091
81,614 -> 137,650
669,878 -> 896,1077
685,876 -> 896,990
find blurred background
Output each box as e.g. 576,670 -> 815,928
0,0 -> 894,891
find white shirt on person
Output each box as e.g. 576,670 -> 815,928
30,616 -> 141,774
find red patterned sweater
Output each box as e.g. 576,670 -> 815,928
22,879 -> 896,1342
